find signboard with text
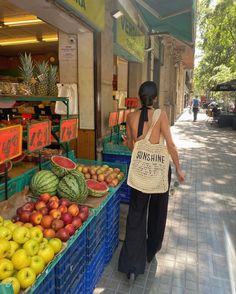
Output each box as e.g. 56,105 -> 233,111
0,125 -> 22,164
27,121 -> 51,152
60,118 -> 78,143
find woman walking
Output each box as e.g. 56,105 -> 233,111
118,81 -> 185,281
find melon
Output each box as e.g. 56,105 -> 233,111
57,170 -> 88,203
30,170 -> 59,196
51,155 -> 77,178
86,179 -> 109,197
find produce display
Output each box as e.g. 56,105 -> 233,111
11,194 -> 89,241
51,155 -> 77,178
0,214 -> 62,293
77,163 -> 125,187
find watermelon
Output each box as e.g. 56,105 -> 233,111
51,155 -> 77,178
86,179 -> 109,197
57,170 -> 88,203
30,170 -> 59,196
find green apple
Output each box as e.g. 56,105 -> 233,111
30,255 -> 45,275
6,222 -> 18,232
3,220 -> 13,227
30,227 -> 43,243
11,249 -> 31,270
0,238 -> 11,258
1,276 -> 21,294
0,215 -> 4,226
49,238 -> 62,254
0,258 -> 14,280
0,226 -> 12,240
38,244 -> 55,264
6,241 -> 19,258
41,238 -> 48,245
23,239 -> 39,256
16,267 -> 36,289
12,226 -> 30,244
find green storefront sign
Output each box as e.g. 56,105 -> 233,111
114,13 -> 145,62
56,0 -> 105,31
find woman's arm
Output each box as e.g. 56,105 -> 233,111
126,114 -> 134,151
160,111 -> 185,182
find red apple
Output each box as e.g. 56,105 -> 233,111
49,209 -> 61,220
39,193 -> 51,203
39,207 -> 49,216
65,224 -> 76,236
41,215 -> 54,229
56,228 -> 70,242
71,216 -> 82,230
43,228 -> 56,238
19,210 -> 32,223
58,205 -> 68,214
78,212 -> 88,222
35,201 -> 47,211
49,196 -> 59,203
47,200 -> 59,210
61,213 -> 73,225
79,206 -> 89,216
51,219 -> 64,231
68,204 -> 79,217
30,212 -> 43,225
59,198 -> 71,207
16,207 -> 23,216
21,202 -> 35,212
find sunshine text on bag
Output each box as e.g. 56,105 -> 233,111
136,151 -> 165,163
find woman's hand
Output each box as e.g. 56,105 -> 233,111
176,168 -> 185,183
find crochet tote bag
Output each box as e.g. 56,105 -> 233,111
127,109 -> 169,194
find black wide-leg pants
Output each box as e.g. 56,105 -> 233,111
118,167 -> 171,275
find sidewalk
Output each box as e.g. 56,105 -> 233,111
94,109 -> 236,294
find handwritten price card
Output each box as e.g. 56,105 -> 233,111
0,125 -> 22,164
27,120 -> 51,152
108,112 -> 118,128
60,118 -> 78,143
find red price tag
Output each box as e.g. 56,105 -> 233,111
0,125 -> 22,164
108,112 -> 118,128
60,118 -> 78,143
27,121 -> 51,152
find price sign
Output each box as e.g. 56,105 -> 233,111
108,112 -> 118,128
27,120 -> 51,152
0,125 -> 22,164
60,118 -> 78,143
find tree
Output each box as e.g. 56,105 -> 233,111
194,0 -> 236,95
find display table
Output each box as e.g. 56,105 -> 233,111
0,157 -> 126,294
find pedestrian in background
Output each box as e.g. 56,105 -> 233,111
118,81 -> 185,282
191,95 -> 200,121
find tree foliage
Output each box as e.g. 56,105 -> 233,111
194,0 -> 236,95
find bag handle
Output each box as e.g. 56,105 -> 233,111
145,109 -> 161,141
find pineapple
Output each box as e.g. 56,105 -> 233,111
48,65 -> 58,96
35,61 -> 49,96
19,53 -> 35,95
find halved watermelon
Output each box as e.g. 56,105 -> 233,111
86,179 -> 109,197
51,155 -> 77,178
0,161 -> 12,176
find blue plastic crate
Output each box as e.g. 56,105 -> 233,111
55,229 -> 86,293
116,180 -> 132,203
69,273 -> 86,294
29,267 -> 56,294
86,204 -> 106,262
85,244 -> 106,294
102,152 -> 131,165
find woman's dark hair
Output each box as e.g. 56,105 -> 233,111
138,81 -> 157,107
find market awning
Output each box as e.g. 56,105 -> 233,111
211,79 -> 236,91
134,0 -> 196,46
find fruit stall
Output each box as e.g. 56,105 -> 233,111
0,95 -> 127,293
